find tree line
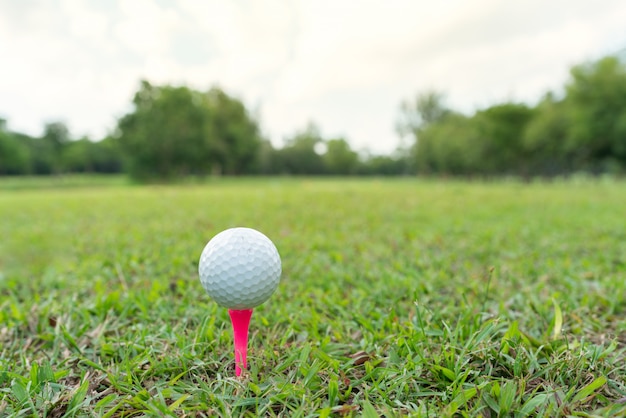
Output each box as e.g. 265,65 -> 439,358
0,120 -> 122,176
399,55 -> 626,177
1,54 -> 624,180
0,80 -> 408,179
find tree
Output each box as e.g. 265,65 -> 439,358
42,121 -> 70,173
397,91 -> 451,138
116,81 -> 262,180
257,140 -> 282,174
117,81 -> 211,180
277,123 -> 326,175
323,138 -> 358,175
204,87 -> 263,175
0,122 -> 31,175
473,103 -> 535,175
522,93 -> 571,176
397,91 -> 457,174
564,56 -> 626,171
401,97 -> 536,176
61,137 -> 123,173
61,138 -> 93,172
42,121 -> 70,149
414,113 -> 481,175
92,137 -> 124,173
357,154 -> 407,175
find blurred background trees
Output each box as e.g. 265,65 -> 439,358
0,119 -> 31,175
399,55 -> 626,177
1,54 -> 625,180
0,118 -> 123,176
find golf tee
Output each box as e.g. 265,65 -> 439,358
228,309 -> 253,377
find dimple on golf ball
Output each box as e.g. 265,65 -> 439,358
198,227 -> 281,310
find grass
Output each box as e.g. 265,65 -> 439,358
0,177 -> 625,417
0,174 -> 128,191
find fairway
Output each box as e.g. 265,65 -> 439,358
1,178 -> 625,416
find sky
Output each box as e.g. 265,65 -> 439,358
1,0 -> 625,154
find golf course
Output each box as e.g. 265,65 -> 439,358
3,1 -> 626,415
1,177 -> 625,417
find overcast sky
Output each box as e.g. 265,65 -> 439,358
1,0 -> 625,154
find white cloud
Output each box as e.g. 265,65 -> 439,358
61,0 -> 111,53
113,0 -> 182,57
0,0 -> 625,152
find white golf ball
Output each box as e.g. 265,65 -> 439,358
198,227 -> 281,310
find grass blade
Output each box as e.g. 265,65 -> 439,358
571,376 -> 607,404
552,298 -> 563,340
361,399 -> 378,418
444,387 -> 478,415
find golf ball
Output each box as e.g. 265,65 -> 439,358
198,227 -> 281,310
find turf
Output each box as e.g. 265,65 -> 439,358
1,177 -> 625,417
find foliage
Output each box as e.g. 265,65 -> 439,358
61,137 -> 123,174
0,123 -> 31,175
564,56 -> 626,171
116,80 -> 263,180
274,123 -> 327,175
2,54 -> 626,179
0,121 -> 124,176
397,91 -> 451,138
323,138 -> 359,175
1,178 -> 625,416
474,103 -> 535,175
263,125 -> 397,176
41,122 -> 70,174
204,88 -> 263,175
413,113 -> 479,175
401,55 -> 626,177
356,154 -> 409,175
523,93 -> 571,176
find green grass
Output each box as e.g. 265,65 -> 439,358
1,177 -> 625,417
0,174 -> 129,191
